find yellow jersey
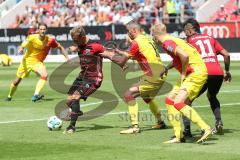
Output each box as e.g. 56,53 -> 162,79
21,34 -> 59,62
161,35 -> 206,74
129,34 -> 164,79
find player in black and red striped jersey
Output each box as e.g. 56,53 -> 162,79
64,26 -> 125,134
183,19 -> 231,135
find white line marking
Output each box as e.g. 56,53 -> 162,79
0,90 -> 239,124
0,102 -> 240,124
105,102 -> 240,115
0,118 -> 47,124
82,89 -> 240,108
219,90 -> 240,93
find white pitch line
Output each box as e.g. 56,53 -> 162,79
81,89 -> 240,108
0,118 -> 47,124
105,102 -> 240,115
0,90 -> 239,124
219,90 -> 240,93
0,102 -> 240,125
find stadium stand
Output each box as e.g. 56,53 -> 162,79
7,0 -> 204,28
209,0 -> 239,22
4,0 -> 240,28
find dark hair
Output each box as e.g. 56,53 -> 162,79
38,23 -> 48,29
183,18 -> 201,33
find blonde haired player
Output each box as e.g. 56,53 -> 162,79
6,23 -> 70,102
108,20 -> 167,134
0,54 -> 12,66
151,23 -> 215,143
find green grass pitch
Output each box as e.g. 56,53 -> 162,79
0,62 -> 239,160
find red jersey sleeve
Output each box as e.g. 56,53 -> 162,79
129,41 -> 140,57
93,43 -> 105,54
162,40 -> 177,56
48,38 -> 59,48
213,38 -> 224,54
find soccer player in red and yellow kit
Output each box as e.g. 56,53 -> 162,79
6,23 -> 70,102
183,18 -> 231,134
108,20 -> 167,134
151,23 -> 215,143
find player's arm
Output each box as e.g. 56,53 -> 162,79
100,49 -> 130,69
113,49 -> 130,66
219,49 -> 231,82
215,39 -> 231,82
68,44 -> 79,53
106,40 -> 140,69
175,46 -> 189,83
18,36 -> 31,54
100,41 -> 139,70
49,38 -> 71,63
56,43 -> 71,62
88,43 -> 128,70
160,61 -> 174,78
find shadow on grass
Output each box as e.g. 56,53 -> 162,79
75,123 -> 121,132
140,125 -> 173,132
192,128 -> 239,137
221,128 -> 240,134
41,98 -> 56,101
140,125 -> 219,144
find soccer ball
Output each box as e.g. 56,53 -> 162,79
47,116 -> 63,131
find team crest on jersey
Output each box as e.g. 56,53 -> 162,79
85,49 -> 91,55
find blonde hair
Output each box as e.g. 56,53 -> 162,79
70,26 -> 86,37
151,23 -> 167,36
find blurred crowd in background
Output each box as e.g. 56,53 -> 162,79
7,0 -> 205,28
1,0 -> 240,28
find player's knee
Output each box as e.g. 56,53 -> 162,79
72,94 -> 81,100
66,97 -> 78,106
66,96 -> 73,107
13,81 -> 18,86
13,78 -> 21,86
66,99 -> 81,114
129,86 -> 138,92
166,92 -> 176,101
184,98 -> 192,105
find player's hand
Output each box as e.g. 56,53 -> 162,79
69,45 -> 78,52
224,71 -> 231,82
160,66 -> 168,79
114,48 -> 122,54
18,47 -> 23,54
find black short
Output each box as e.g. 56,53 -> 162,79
198,75 -> 224,97
67,76 -> 102,100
